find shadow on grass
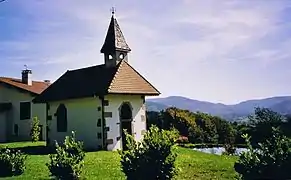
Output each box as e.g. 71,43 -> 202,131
10,145 -> 53,155
10,146 -> 102,155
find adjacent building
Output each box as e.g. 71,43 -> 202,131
0,70 -> 49,142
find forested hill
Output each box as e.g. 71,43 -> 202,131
146,96 -> 291,121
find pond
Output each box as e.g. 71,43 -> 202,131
193,147 -> 248,155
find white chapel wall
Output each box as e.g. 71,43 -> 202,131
104,94 -> 146,151
47,97 -> 103,150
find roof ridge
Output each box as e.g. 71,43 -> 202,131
67,64 -> 105,72
0,76 -> 49,83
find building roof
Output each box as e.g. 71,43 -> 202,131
100,15 -> 131,53
33,60 -> 160,103
0,77 -> 50,95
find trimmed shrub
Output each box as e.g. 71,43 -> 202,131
46,131 -> 85,180
234,128 -> 291,180
119,126 -> 178,180
0,147 -> 27,177
30,116 -> 41,142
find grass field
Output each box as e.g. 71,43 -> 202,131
0,142 -> 239,180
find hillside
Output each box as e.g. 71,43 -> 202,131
146,96 -> 291,121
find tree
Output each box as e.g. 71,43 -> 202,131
213,116 -> 236,144
234,128 -> 291,179
195,112 -> 218,143
248,107 -> 285,144
119,126 -> 178,180
30,117 -> 41,143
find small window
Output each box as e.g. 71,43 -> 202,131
97,133 -> 102,139
97,118 -> 102,127
20,102 -> 31,120
47,115 -> 52,121
119,53 -> 124,60
56,104 -> 67,132
104,112 -> 112,118
104,100 -> 109,106
108,54 -> 113,60
14,124 -> 18,136
141,115 -> 146,122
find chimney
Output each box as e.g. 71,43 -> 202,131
21,69 -> 32,86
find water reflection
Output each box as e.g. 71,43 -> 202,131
193,147 -> 248,155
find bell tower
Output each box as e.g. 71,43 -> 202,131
101,9 -> 131,67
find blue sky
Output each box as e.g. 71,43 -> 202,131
1,0 -> 291,104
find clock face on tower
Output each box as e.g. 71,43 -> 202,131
119,53 -> 124,60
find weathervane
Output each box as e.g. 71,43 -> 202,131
110,7 -> 116,15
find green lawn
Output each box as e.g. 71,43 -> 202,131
0,142 -> 239,180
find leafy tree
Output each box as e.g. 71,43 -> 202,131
234,128 -> 291,180
213,116 -> 236,144
163,107 -> 196,136
119,126 -> 178,180
195,112 -> 218,143
281,115 -> 291,137
188,126 -> 204,144
47,131 -> 85,180
146,111 -> 164,129
248,107 -> 285,144
30,117 -> 41,143
233,122 -> 251,145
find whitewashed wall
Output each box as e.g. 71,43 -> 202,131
0,85 -> 46,142
104,94 -> 146,151
47,97 -> 102,150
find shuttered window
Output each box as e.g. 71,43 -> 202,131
20,102 -> 31,120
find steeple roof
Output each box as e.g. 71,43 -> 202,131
100,14 -> 131,53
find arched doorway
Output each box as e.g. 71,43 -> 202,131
119,102 -> 133,150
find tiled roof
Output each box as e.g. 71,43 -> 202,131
108,61 -> 160,95
0,77 -> 50,95
33,61 -> 160,103
100,15 -> 131,53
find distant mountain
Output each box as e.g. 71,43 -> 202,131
146,101 -> 169,112
146,96 -> 291,121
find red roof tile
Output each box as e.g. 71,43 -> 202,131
0,77 -> 50,95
